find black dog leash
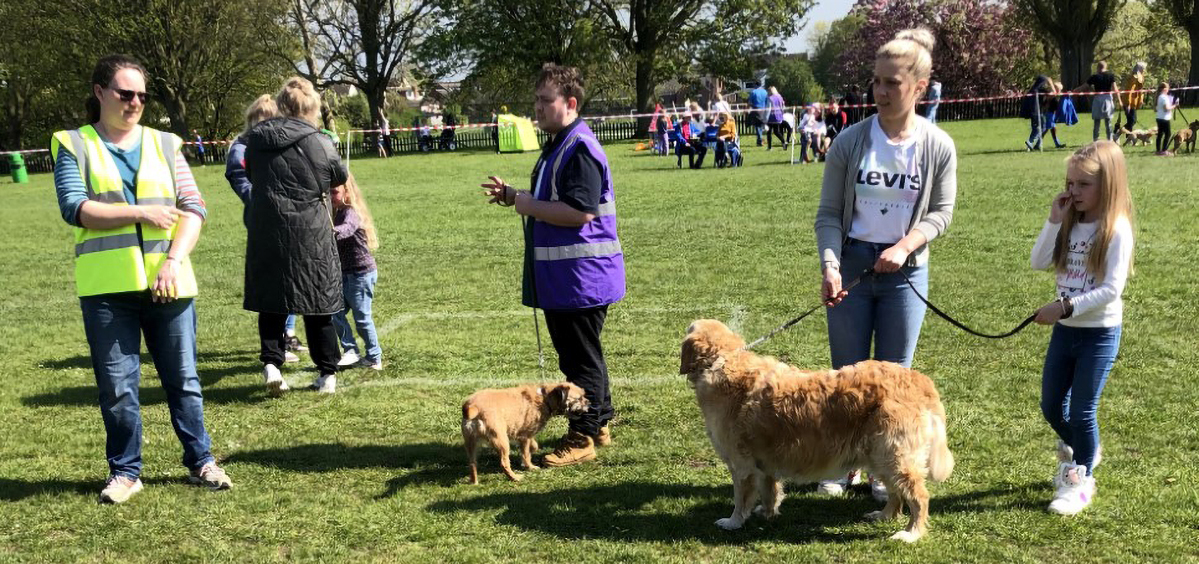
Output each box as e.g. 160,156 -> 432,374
890,268 -> 1038,339
744,267 -> 1038,349
743,268 -> 873,350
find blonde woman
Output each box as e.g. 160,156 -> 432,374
1120,62 -> 1147,131
813,28 -> 957,500
244,77 -> 348,394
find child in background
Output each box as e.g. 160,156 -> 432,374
1155,82 -> 1177,156
1029,140 -> 1134,515
332,174 -> 383,378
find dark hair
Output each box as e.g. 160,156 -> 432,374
87,54 -> 147,123
535,63 -> 585,104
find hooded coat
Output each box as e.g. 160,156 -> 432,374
243,117 -> 347,315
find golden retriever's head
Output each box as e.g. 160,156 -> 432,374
680,319 -> 746,378
544,383 -> 590,416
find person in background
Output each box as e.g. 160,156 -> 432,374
749,83 -> 769,146
192,129 -> 206,165
926,79 -> 942,124
1077,61 -> 1121,142
1155,82 -> 1178,156
766,86 -> 787,150
1120,62 -> 1147,131
51,54 -> 232,503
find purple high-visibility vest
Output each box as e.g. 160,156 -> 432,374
528,120 -> 626,310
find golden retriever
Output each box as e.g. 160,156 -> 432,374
462,382 -> 589,484
680,319 -> 954,542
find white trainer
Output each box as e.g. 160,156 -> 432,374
311,374 -> 337,394
263,364 -> 289,397
284,351 -> 300,363
337,351 -> 361,367
1055,441 -> 1101,477
99,475 -> 143,504
362,358 -> 383,371
1048,462 -> 1095,515
817,470 -> 861,496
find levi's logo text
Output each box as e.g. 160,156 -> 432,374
855,170 -> 922,191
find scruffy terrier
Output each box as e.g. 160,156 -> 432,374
462,382 -> 589,484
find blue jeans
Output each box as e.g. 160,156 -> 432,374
927,102 -> 939,123
1040,324 -> 1121,475
285,314 -> 296,332
333,270 -> 381,362
826,239 -> 929,369
80,293 -> 214,479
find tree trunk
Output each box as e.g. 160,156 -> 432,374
1188,26 -> 1199,105
634,57 -> 655,137
1058,37 -> 1095,90
159,95 -> 190,138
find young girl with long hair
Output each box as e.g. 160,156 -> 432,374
1030,140 -> 1135,515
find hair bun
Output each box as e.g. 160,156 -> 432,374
895,28 -> 935,53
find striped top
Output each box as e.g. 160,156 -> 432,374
54,132 -> 205,226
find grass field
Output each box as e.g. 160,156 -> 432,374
2,117 -> 1197,563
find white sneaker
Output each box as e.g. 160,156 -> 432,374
337,351 -> 361,367
817,470 -> 861,496
311,374 -> 337,394
263,364 -> 289,397
869,478 -> 889,503
284,351 -> 300,363
1048,462 -> 1095,515
1055,441 -> 1101,473
362,358 -> 383,371
99,475 -> 143,504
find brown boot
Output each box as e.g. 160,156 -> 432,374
593,426 -> 612,447
543,431 -> 596,467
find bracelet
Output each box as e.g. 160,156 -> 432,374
1058,296 -> 1074,319
165,257 -> 179,264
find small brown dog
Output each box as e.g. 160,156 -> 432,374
462,382 -> 589,484
681,320 -> 954,542
1118,126 -> 1156,146
1171,120 -> 1199,153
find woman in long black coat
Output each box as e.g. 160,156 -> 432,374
244,77 -> 347,394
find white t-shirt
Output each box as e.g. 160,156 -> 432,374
1029,216 -> 1133,328
1156,93 -> 1174,121
847,118 -> 923,244
712,100 -> 731,115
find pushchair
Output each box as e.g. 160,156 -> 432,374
416,125 -> 434,152
439,114 -> 459,151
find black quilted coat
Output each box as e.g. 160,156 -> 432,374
243,117 -> 347,315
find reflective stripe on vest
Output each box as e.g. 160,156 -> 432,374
51,125 -> 196,298
534,240 -> 623,261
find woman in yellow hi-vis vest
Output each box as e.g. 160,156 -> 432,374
51,55 -> 231,504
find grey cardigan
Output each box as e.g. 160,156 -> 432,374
814,115 -> 957,271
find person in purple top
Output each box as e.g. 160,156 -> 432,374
767,86 -> 788,150
482,63 -> 626,468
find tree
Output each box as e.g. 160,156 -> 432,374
591,0 -> 813,133
310,0 -> 441,130
1017,0 -> 1125,89
833,0 -> 1038,98
810,14 -> 865,95
1157,0 -> 1199,101
767,56 -> 825,107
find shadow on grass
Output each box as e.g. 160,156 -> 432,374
226,442 -> 466,492
0,476 -> 196,502
426,479 -> 1050,545
25,351 -> 269,407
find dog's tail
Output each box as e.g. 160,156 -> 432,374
462,404 -> 485,435
927,410 -> 954,482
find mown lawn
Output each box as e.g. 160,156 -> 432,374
1,116 -> 1196,563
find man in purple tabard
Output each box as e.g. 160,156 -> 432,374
482,63 -> 626,467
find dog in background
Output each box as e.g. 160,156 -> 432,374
1117,126 -> 1156,146
1171,120 -> 1199,153
462,382 -> 589,484
680,320 -> 954,542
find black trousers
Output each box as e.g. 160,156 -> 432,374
1157,118 -> 1171,153
543,306 -> 614,436
1124,107 -> 1138,130
259,312 -> 339,375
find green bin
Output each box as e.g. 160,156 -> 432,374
8,153 -> 28,184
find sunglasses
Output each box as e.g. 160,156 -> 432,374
109,87 -> 148,104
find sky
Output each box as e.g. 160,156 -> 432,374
784,0 -> 856,55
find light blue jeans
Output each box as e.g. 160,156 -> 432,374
80,293 -> 214,479
333,269 -> 381,362
826,238 -> 929,369
1041,324 -> 1121,475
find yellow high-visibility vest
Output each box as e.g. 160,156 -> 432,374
50,125 -> 198,298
